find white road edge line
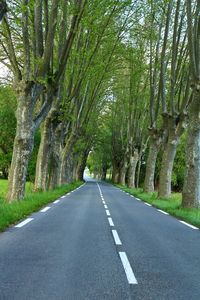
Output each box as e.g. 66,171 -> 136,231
106,210 -> 111,216
157,209 -> 169,215
15,218 -> 34,228
61,196 -> 65,198
145,203 -> 152,207
119,252 -> 138,285
108,217 -> 114,226
40,206 -> 51,213
179,220 -> 198,230
53,200 -> 60,204
112,229 -> 122,245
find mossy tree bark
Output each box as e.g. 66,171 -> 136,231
7,87 -> 36,201
127,149 -> 139,188
144,133 -> 161,193
182,0 -> 200,207
182,91 -> 200,207
34,117 -> 53,191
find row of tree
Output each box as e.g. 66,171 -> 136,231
0,0 -> 134,200
0,0 -> 199,208
88,0 -> 200,208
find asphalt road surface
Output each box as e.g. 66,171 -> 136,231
0,180 -> 200,300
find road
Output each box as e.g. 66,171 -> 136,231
0,180 -> 200,299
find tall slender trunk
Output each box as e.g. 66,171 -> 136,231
119,161 -> 128,185
158,115 -> 186,198
76,153 -> 88,181
101,165 -> 107,181
158,133 -> 180,198
182,91 -> 200,207
136,157 -> 141,189
59,135 -> 76,185
34,118 -> 52,191
112,162 -> 120,183
7,89 -> 35,201
127,149 -> 139,188
144,137 -> 160,193
48,125 -> 62,189
49,149 -> 61,190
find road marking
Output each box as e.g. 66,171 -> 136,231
102,201 -> 106,204
104,205 -> 108,209
119,252 -> 138,285
108,217 -> 114,226
135,198 -> 141,201
106,209 -> 111,216
157,209 -> 169,215
145,203 -> 152,207
53,200 -> 60,204
61,196 -> 65,198
112,230 -> 122,245
15,218 -> 34,228
179,221 -> 198,230
40,206 -> 51,213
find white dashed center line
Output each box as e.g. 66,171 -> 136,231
15,218 -> 34,228
119,252 -> 138,284
108,217 -> 114,227
104,204 -> 108,209
106,210 -> 111,216
112,230 -> 122,245
40,207 -> 51,213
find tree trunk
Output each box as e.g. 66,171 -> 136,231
48,122 -> 62,189
127,149 -> 139,188
76,158 -> 86,181
34,118 -> 52,191
112,163 -> 120,183
158,134 -> 179,198
182,91 -> 200,207
49,153 -> 61,189
59,135 -> 76,185
144,138 -> 160,193
101,165 -> 107,181
7,90 -> 35,201
119,161 -> 127,185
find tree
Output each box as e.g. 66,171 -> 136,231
182,0 -> 200,207
0,0 -> 87,201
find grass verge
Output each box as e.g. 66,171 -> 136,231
0,180 -> 83,232
115,184 -> 200,229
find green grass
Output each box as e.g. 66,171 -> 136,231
0,179 -> 83,232
115,184 -> 200,229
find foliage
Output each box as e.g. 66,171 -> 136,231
0,85 -> 16,178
